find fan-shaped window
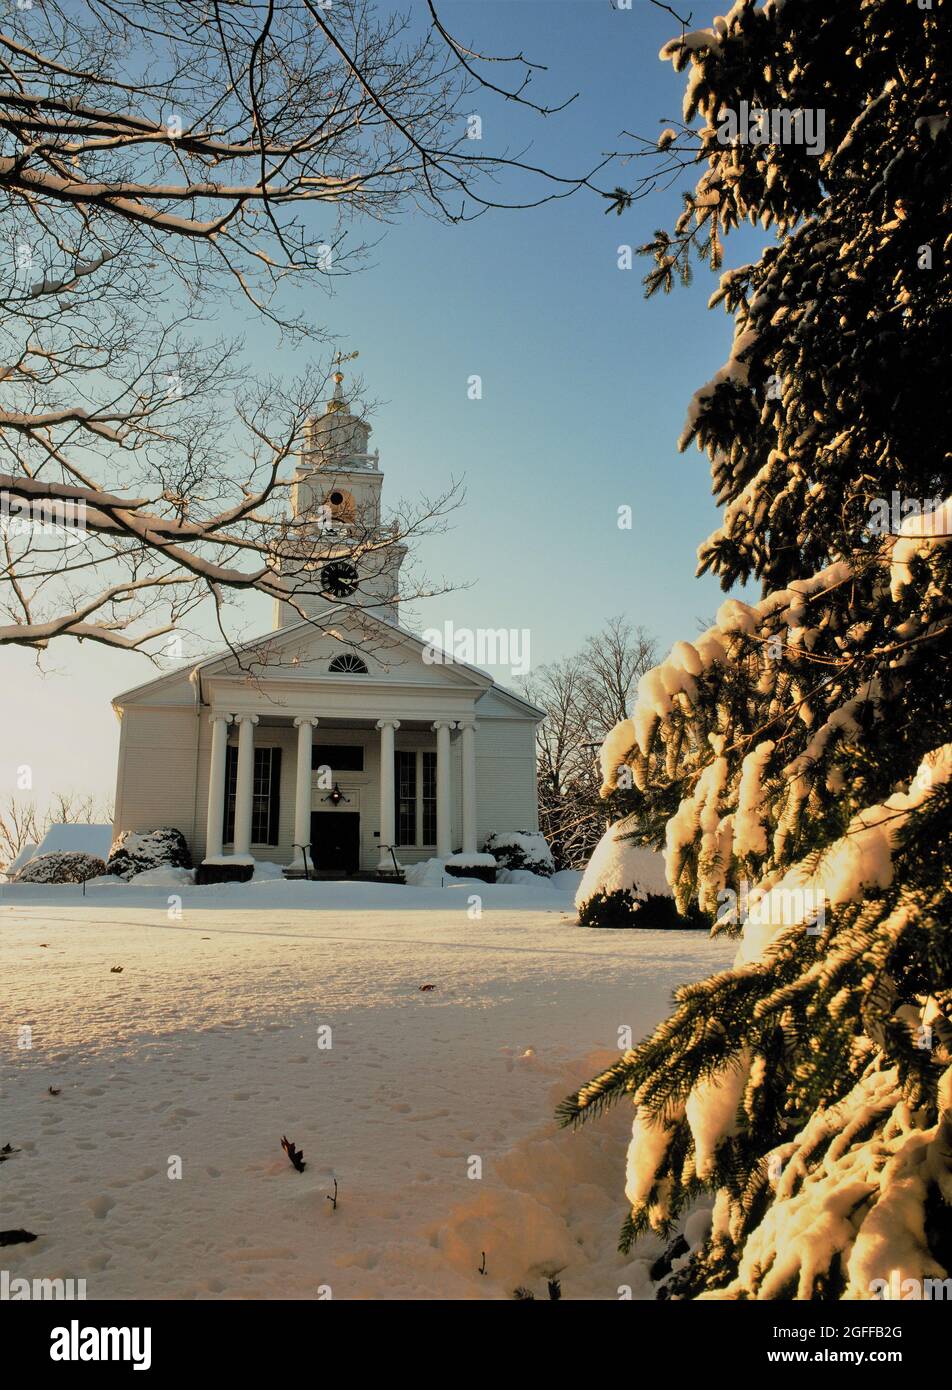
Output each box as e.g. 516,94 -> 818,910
329,653 -> 368,674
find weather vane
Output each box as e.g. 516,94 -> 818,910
331,349 -> 359,381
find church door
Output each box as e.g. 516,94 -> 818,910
310,811 -> 361,876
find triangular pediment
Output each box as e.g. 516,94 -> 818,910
213,613 -> 495,690
112,611 -> 498,709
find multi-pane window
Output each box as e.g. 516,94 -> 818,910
223,745 -> 282,846
252,748 -> 281,844
395,750 -> 416,847
394,749 -> 438,848
422,751 -> 437,846
223,745 -> 238,844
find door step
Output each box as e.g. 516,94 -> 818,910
280,868 -> 406,883
281,868 -> 347,881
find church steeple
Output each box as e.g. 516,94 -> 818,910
298,359 -> 377,474
272,358 -> 406,630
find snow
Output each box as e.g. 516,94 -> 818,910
250,861 -> 288,882
659,29 -> 719,64
735,740 -> 775,858
0,885 -> 732,1300
404,857 -> 449,888
122,865 -> 195,888
24,823 -> 113,863
685,1050 -> 751,1181
677,326 -> 760,451
2,843 -> 36,878
735,741 -> 952,969
482,830 -> 555,876
641,742 -> 952,1197
665,741 -> 728,907
599,718 -> 638,792
705,1065 -> 947,1300
575,822 -> 670,913
915,114 -> 949,142
625,1107 -> 682,1209
830,81 -> 896,163
497,868 -> 555,888
445,852 -> 497,869
890,494 -> 952,598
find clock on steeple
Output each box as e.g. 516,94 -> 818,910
271,358 -> 407,629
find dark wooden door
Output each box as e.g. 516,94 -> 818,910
311,811 -> 361,876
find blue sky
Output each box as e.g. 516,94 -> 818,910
6,0 -> 767,809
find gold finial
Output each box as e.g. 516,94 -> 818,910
327,349 -> 358,413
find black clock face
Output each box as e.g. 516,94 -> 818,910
321,560 -> 359,597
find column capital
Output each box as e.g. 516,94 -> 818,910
376,718 -> 401,731
234,713 -> 259,726
431,719 -> 455,731
455,718 -> 477,731
209,711 -> 233,725
293,716 -> 319,729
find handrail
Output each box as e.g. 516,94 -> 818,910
378,844 -> 404,879
291,842 -> 312,881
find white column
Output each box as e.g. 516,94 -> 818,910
458,719 -> 478,853
292,717 -> 318,867
204,712 -> 232,861
233,714 -> 259,857
432,720 -> 453,858
376,718 -> 400,868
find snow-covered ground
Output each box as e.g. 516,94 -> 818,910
1,879 -> 732,1300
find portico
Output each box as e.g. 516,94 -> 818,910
202,702 -> 480,875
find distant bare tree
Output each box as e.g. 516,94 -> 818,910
0,1 -> 604,658
0,790 -> 114,870
0,796 -> 40,869
524,618 -> 656,868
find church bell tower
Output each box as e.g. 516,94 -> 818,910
272,363 -> 407,630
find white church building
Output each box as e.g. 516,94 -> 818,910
110,371 -> 544,876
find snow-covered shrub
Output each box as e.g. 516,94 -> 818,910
577,888 -> 641,928
482,830 -> 554,877
579,888 -> 705,930
574,819 -> 669,917
444,852 -> 497,884
14,851 -> 106,884
107,827 -> 192,880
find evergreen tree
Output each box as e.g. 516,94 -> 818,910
560,0 -> 952,1298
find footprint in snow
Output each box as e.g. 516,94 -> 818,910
85,1195 -> 116,1220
